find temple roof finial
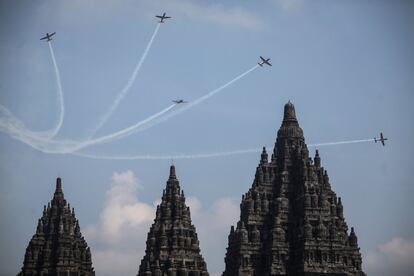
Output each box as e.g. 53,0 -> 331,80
56,177 -> 62,190
260,147 -> 268,164
283,101 -> 298,123
276,101 -> 304,140
53,177 -> 64,200
169,165 -> 177,180
314,149 -> 321,167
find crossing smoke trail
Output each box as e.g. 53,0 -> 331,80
0,103 -> 177,154
0,24 -> 163,150
73,138 -> 377,160
0,42 -> 65,140
47,41 -> 65,138
91,23 -> 161,135
0,63 -> 258,154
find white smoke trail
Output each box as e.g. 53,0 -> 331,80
47,41 -> 65,138
126,64 -> 260,133
72,138 -> 378,160
0,42 -> 65,140
1,60 -> 258,155
74,148 -> 263,160
0,103 -> 177,154
308,139 -> 375,147
91,23 -> 161,135
77,103 -> 177,149
0,114 -> 73,154
0,24 -> 165,151
0,62 -> 258,154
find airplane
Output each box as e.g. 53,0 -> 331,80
156,13 -> 171,23
172,99 -> 187,104
258,56 -> 271,67
40,32 -> 56,42
374,132 -> 388,146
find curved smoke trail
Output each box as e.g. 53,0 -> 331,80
0,42 -> 65,140
0,112 -> 72,153
91,23 -> 161,135
47,41 -> 65,138
0,103 -> 177,154
72,138 -> 377,160
0,63 -> 258,155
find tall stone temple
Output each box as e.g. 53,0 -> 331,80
137,165 -> 209,276
18,178 -> 95,276
223,102 -> 365,276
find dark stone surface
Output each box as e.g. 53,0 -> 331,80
18,178 -> 95,276
137,165 -> 209,276
223,102 -> 365,276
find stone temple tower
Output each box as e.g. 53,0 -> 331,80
137,165 -> 209,276
18,178 -> 95,276
223,102 -> 365,276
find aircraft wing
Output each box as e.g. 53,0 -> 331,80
380,133 -> 385,145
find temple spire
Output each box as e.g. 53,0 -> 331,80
18,178 -> 95,275
224,102 -> 365,276
137,166 -> 209,276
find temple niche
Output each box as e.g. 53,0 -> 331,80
18,178 -> 95,276
223,102 -> 365,276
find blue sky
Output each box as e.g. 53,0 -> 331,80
1,0 -> 413,275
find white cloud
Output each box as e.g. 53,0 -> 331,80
83,170 -> 155,276
190,197 -> 240,276
364,237 -> 414,276
83,170 -> 240,276
91,249 -> 142,276
186,196 -> 202,216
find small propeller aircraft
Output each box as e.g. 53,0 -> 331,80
258,56 -> 271,67
374,132 -> 388,146
156,13 -> 171,23
172,99 -> 187,104
40,32 -> 56,42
